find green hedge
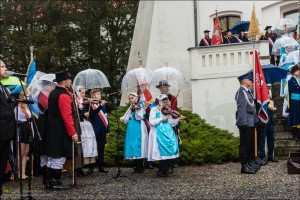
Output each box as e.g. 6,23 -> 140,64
104,107 -> 239,166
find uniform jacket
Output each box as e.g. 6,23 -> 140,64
288,76 -> 300,127
89,104 -> 110,135
0,82 -> 16,141
235,86 -> 258,127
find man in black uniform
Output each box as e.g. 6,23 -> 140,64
223,29 -> 239,44
260,26 -> 278,65
0,60 -> 16,197
199,30 -> 211,46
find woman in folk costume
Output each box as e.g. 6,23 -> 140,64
14,91 -> 33,180
89,88 -> 109,173
286,65 -> 300,140
148,94 -> 183,177
120,92 -> 148,173
75,86 -> 98,175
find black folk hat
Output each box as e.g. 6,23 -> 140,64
156,80 -> 171,88
204,30 -> 210,33
54,70 -> 72,83
264,26 -> 272,31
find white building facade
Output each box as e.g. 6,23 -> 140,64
125,0 -> 299,135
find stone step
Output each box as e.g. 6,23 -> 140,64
275,147 -> 300,158
274,139 -> 300,148
274,126 -> 289,132
273,118 -> 288,126
274,132 -> 294,140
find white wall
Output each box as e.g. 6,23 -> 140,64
122,1 -> 195,109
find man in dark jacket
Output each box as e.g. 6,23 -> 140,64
45,70 -> 78,190
0,60 -> 16,197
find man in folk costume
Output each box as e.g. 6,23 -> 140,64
199,30 -> 211,46
0,60 -> 16,197
259,26 -> 278,65
89,89 -> 109,173
45,70 -> 78,190
287,65 -> 300,141
235,73 -> 260,174
223,29 -> 239,44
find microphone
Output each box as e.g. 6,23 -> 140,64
7,97 -> 34,104
7,71 -> 27,78
107,92 -> 118,97
16,99 -> 34,104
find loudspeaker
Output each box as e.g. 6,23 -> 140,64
287,152 -> 300,174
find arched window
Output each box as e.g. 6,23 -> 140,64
217,15 -> 241,32
283,10 -> 298,25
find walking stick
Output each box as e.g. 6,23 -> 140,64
72,141 -> 76,186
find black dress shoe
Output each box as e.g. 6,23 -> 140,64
76,169 -> 86,177
241,166 -> 256,174
98,167 -> 109,173
268,157 -> 278,162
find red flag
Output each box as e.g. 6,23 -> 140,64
211,15 -> 223,45
253,50 -> 270,123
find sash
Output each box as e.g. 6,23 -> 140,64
235,36 -> 242,43
201,38 -> 210,46
268,37 -> 274,47
93,104 -> 108,129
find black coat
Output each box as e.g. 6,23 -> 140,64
45,86 -> 73,157
0,83 -> 15,141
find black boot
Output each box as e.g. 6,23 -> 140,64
76,168 -> 86,177
51,169 -> 70,190
146,161 -> 154,169
42,166 -> 47,185
87,164 -> 94,175
157,160 -> 169,177
45,167 -> 51,189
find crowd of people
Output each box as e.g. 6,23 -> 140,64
0,61 -> 184,196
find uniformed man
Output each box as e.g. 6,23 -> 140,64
45,70 -> 78,190
235,73 -> 259,174
260,26 -> 278,65
199,30 -> 211,46
223,29 -> 239,44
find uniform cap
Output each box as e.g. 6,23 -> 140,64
237,73 -> 253,82
264,26 -> 272,31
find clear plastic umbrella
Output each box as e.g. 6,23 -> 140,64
285,50 -> 299,64
30,74 -> 57,113
121,67 -> 152,93
73,69 -> 110,90
149,67 -> 189,96
276,18 -> 296,30
271,35 -> 299,55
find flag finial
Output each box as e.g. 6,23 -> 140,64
138,51 -> 142,68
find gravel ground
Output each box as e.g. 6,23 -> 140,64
2,160 -> 299,199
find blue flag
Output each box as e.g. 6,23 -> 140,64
26,59 -> 36,86
26,58 -> 39,118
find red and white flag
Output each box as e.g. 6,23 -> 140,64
211,15 -> 223,45
252,50 -> 270,123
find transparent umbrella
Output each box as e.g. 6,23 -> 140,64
285,50 -> 299,64
149,67 -> 189,96
271,35 -> 299,55
73,69 -> 110,90
30,74 -> 57,113
276,18 -> 296,30
121,67 -> 152,93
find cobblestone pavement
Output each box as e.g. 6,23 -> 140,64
2,160 -> 299,199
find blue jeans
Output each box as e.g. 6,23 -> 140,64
258,124 -> 275,159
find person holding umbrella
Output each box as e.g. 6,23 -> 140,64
45,70 -> 78,190
0,60 -> 16,197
